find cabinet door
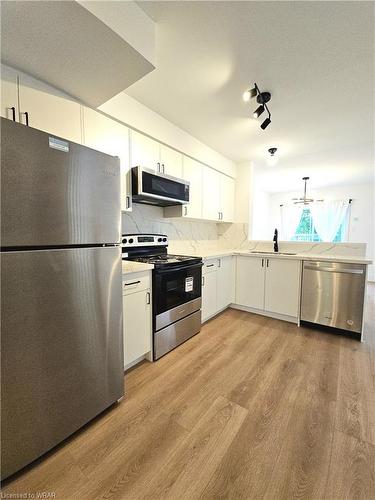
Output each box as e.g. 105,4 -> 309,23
202,271 -> 218,322
220,175 -> 235,222
18,74 -> 82,143
160,144 -> 183,178
235,256 -> 265,309
183,156 -> 203,219
83,107 -> 131,212
1,65 -> 19,121
130,130 -> 160,172
264,259 -> 301,317
202,166 -> 220,221
217,256 -> 235,310
123,289 -> 152,368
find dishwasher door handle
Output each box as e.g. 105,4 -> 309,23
304,265 -> 364,275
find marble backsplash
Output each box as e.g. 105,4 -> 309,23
122,207 -> 367,258
218,223 -> 367,257
122,204 -> 220,255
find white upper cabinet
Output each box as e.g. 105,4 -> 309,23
201,166 -> 235,223
235,256 -> 265,310
1,65 -> 19,121
18,73 -> 82,144
264,258 -> 301,317
182,157 -> 203,218
83,107 -> 131,212
202,166 -> 221,221
220,175 -> 235,222
130,130 -> 160,172
160,144 -> 183,178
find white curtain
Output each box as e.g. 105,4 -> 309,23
310,199 -> 349,242
280,204 -> 304,240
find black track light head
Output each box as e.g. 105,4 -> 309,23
268,147 -> 277,156
261,117 -> 271,130
253,105 -> 265,118
243,86 -> 257,102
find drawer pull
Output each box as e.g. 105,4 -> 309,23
124,280 -> 141,286
206,264 -> 215,268
11,106 -> 16,121
146,292 -> 151,304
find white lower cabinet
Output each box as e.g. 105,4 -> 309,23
264,258 -> 301,317
217,256 -> 235,310
235,256 -> 301,319
235,256 -> 265,310
202,256 -> 235,322
202,270 -> 218,322
122,272 -> 152,369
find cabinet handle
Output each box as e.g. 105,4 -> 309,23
11,106 -> 16,121
206,264 -> 214,267
162,163 -> 165,173
266,259 -> 269,267
221,212 -> 223,220
261,259 -> 264,267
124,280 -> 141,286
184,205 -> 187,216
218,259 -> 221,268
21,111 -> 29,126
157,162 -> 160,172
202,276 -> 205,286
146,292 -> 151,304
126,195 -> 130,209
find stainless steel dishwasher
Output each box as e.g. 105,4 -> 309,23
300,261 -> 366,336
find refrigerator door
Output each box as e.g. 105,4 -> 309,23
1,246 -> 124,479
1,118 -> 121,247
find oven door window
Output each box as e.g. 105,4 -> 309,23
142,171 -> 189,202
154,265 -> 202,314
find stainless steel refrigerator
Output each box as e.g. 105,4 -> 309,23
1,118 -> 124,480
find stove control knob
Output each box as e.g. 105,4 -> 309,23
158,237 -> 162,242
163,238 -> 167,242
129,238 -> 134,244
122,238 -> 127,244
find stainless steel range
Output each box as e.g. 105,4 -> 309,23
122,234 -> 202,359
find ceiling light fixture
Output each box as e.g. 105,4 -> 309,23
261,117 -> 271,130
268,147 -> 277,156
253,105 -> 265,118
243,87 -> 257,101
243,82 -> 272,130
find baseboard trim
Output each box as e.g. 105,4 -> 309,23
229,304 -> 298,324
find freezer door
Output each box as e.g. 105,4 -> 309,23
1,118 -> 121,247
1,246 -> 124,479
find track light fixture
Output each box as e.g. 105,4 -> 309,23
243,87 -> 257,101
253,105 -> 264,118
243,82 -> 272,130
268,147 -> 277,156
261,117 -> 271,130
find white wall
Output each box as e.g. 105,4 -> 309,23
99,92 -> 236,178
258,183 -> 374,280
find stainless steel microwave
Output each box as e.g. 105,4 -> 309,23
131,166 -> 190,207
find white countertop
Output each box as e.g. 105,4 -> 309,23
122,260 -> 154,275
176,249 -> 372,265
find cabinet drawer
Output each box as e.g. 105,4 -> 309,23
122,272 -> 151,295
203,259 -> 219,274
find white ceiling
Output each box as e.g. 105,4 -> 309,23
128,1 -> 374,189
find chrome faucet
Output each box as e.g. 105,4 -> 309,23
273,228 -> 279,252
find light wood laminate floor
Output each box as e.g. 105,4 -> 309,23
2,285 -> 375,499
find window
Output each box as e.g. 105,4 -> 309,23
291,207 -> 348,242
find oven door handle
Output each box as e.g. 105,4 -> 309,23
154,262 -> 203,274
